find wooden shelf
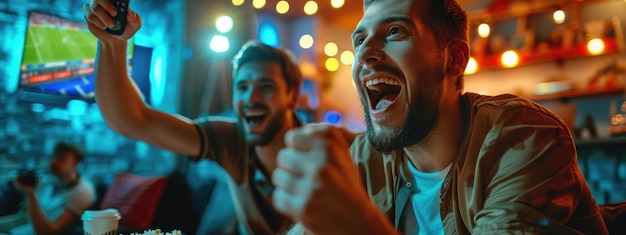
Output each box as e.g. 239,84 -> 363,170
528,87 -> 625,101
575,136 -> 626,149
473,37 -> 622,72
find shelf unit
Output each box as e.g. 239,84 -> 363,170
467,0 -> 625,73
473,37 -> 622,71
529,87 -> 625,101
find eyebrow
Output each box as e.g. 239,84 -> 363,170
236,78 -> 277,84
352,15 -> 414,40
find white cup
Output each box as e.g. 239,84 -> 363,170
81,208 -> 121,235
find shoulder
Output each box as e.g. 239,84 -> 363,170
463,92 -> 565,127
193,115 -> 245,147
71,178 -> 95,197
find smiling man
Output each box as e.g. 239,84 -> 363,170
82,0 -> 309,233
271,0 -> 609,234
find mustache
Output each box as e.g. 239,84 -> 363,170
358,63 -> 404,81
242,103 -> 268,110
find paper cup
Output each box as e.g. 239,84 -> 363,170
81,208 -> 121,235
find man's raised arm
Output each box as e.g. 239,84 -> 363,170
83,0 -> 199,156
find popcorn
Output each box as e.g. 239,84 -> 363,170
128,229 -> 183,235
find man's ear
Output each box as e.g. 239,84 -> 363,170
288,88 -> 300,110
446,40 -> 470,77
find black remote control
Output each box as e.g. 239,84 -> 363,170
17,168 -> 38,187
105,0 -> 129,35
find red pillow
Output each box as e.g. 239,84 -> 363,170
100,173 -> 168,229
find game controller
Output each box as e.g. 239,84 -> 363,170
17,168 -> 38,187
105,0 -> 129,35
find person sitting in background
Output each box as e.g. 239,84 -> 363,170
271,0 -> 609,234
82,1 -> 356,234
4,142 -> 95,235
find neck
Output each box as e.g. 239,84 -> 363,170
404,93 -> 464,172
255,112 -> 298,174
59,171 -> 78,186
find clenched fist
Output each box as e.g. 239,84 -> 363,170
272,124 -> 395,234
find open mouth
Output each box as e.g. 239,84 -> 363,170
244,110 -> 267,127
365,78 -> 402,111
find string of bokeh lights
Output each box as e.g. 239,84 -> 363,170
209,0 -> 354,73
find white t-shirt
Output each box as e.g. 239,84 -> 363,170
9,177 -> 95,234
400,162 -> 451,235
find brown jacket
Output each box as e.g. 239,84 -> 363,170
351,93 -> 608,234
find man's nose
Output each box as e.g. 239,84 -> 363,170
356,37 -> 385,67
243,86 -> 263,103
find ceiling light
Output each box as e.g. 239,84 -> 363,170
299,34 -> 314,49
553,9 -> 565,24
210,35 -> 230,53
276,0 -> 289,14
340,51 -> 354,65
252,0 -> 266,9
501,50 -> 519,68
324,42 -> 338,56
304,1 -> 318,15
478,23 -> 490,38
325,58 -> 339,72
465,57 -> 478,74
216,16 -> 233,33
331,0 -> 345,8
587,38 -> 605,55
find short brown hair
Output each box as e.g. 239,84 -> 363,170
232,40 -> 303,92
364,0 -> 468,50
53,142 -> 84,162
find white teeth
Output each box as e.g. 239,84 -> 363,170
245,110 -> 265,117
365,78 -> 401,91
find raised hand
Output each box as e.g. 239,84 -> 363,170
82,0 -> 142,42
272,124 -> 394,234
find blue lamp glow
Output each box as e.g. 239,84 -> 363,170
259,21 -> 279,47
324,110 -> 342,125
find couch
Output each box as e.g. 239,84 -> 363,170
85,170 -> 237,235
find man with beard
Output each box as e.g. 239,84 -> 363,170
271,0 -> 609,234
5,142 -> 95,235
82,1 -> 359,234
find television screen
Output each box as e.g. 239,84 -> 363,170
17,12 -> 134,105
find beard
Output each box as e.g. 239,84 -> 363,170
243,108 -> 287,146
364,63 -> 444,153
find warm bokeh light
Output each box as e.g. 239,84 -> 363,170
232,0 -> 244,6
325,58 -> 339,72
587,38 -> 605,55
299,34 -> 314,49
216,16 -> 233,33
501,50 -> 519,68
252,0 -> 266,9
340,50 -> 354,65
465,57 -> 478,74
324,42 -> 338,56
210,35 -> 230,53
304,1 -> 318,15
553,10 -> 566,24
276,1 -> 289,14
331,0 -> 345,8
478,23 -> 490,38
612,114 -> 625,125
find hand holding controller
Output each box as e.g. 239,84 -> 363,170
17,168 -> 38,187
105,0 -> 129,35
